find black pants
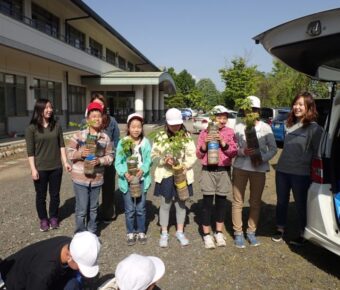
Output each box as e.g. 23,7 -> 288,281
101,164 -> 116,220
33,168 -> 63,220
201,195 -> 227,226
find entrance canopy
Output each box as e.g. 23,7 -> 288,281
81,71 -> 176,94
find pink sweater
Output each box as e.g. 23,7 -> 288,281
196,126 -> 238,166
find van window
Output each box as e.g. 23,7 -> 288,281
274,111 -> 289,121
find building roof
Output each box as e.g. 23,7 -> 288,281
81,71 -> 176,94
70,0 -> 160,72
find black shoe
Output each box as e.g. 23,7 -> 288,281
289,236 -> 307,247
271,230 -> 284,242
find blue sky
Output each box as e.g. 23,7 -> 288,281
83,0 -> 339,91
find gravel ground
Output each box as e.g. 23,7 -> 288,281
1,122 -> 340,289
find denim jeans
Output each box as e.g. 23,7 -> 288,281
275,171 -> 311,233
34,168 -> 63,220
73,183 -> 101,234
122,182 -> 146,233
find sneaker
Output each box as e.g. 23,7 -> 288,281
137,232 -> 147,244
102,218 -> 113,224
176,231 -> 189,246
159,233 -> 169,248
40,219 -> 49,232
203,234 -> 216,249
126,233 -> 136,246
214,232 -> 227,247
234,234 -> 246,249
49,218 -> 59,230
289,236 -> 307,247
246,232 -> 260,247
271,230 -> 284,242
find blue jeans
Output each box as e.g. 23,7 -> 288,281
275,171 -> 311,233
73,183 -> 101,234
122,183 -> 146,233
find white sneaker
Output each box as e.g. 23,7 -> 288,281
159,233 -> 169,248
214,232 -> 227,247
203,234 -> 216,249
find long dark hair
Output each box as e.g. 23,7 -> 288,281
30,99 -> 56,132
286,92 -> 318,128
90,93 -> 110,129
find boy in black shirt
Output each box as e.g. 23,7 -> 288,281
0,231 -> 100,290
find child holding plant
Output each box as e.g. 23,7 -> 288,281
67,102 -> 113,235
196,105 -> 238,249
232,96 -> 277,248
152,108 -> 197,248
115,113 -> 152,246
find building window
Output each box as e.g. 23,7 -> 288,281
89,38 -> 102,59
0,0 -> 23,20
118,56 -> 126,70
66,24 -> 85,50
68,85 -> 86,114
0,72 -> 27,116
32,3 -> 59,38
135,65 -> 141,72
33,79 -> 62,115
127,62 -> 134,72
106,48 -> 116,66
105,91 -> 134,122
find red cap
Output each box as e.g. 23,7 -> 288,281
87,102 -> 103,114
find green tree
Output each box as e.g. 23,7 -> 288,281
219,57 -> 259,109
196,78 -> 222,107
267,60 -> 329,107
176,69 -> 196,94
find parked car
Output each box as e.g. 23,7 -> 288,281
180,109 -> 192,120
254,8 -> 340,256
315,98 -> 331,127
192,107 -> 237,133
271,108 -> 290,142
260,107 -> 275,125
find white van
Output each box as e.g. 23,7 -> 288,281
254,8 -> 340,256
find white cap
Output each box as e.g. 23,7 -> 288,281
127,113 -> 144,124
247,96 -> 261,108
165,108 -> 183,125
70,231 -> 101,278
212,105 -> 229,115
115,254 -> 165,290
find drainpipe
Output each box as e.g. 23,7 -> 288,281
65,71 -> 70,128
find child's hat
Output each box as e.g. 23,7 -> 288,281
127,113 -> 144,124
69,231 -> 101,278
115,254 -> 165,290
87,102 -> 103,114
166,108 -> 183,125
247,96 -> 261,108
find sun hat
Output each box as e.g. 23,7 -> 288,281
87,102 -> 103,114
127,113 -> 144,124
115,254 -> 165,290
211,105 -> 229,115
69,231 -> 101,278
247,96 -> 261,109
165,108 -> 183,125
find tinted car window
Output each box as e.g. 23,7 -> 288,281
274,111 -> 289,121
315,98 -> 331,127
261,108 -> 273,119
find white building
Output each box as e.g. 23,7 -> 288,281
0,0 -> 176,137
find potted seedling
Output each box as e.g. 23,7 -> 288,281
120,137 -> 141,198
206,108 -> 220,165
69,120 -> 99,175
235,98 -> 262,166
153,130 -> 191,201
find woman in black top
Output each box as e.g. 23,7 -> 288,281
25,99 -> 71,232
